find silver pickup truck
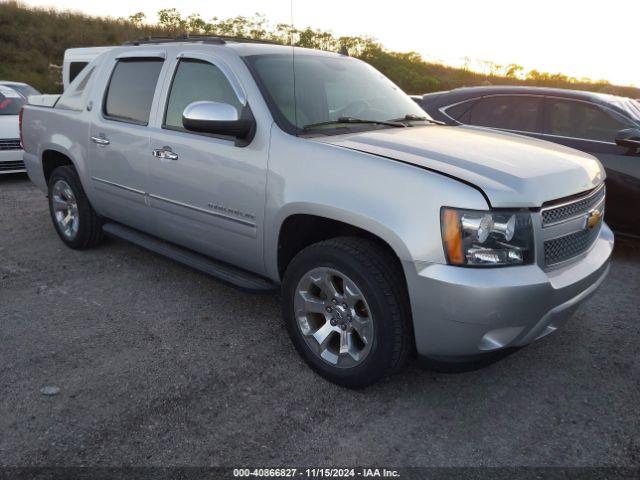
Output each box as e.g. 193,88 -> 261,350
21,37 -> 613,387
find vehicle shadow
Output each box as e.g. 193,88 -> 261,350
416,347 -> 523,374
0,171 -> 29,183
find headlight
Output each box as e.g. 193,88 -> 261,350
440,207 -> 534,266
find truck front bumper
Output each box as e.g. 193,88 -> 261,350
405,223 -> 614,359
0,149 -> 26,174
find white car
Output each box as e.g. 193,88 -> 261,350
0,85 -> 28,174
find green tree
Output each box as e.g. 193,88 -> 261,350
157,8 -> 187,34
128,12 -> 145,27
505,63 -> 524,78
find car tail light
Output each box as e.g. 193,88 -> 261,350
19,106 -> 24,149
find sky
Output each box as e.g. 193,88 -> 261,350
21,0 -> 639,87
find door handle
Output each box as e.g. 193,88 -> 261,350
152,147 -> 178,161
90,135 -> 110,146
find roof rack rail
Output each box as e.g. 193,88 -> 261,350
123,34 -> 282,46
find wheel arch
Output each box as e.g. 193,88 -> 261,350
42,148 -> 77,185
271,206 -> 413,283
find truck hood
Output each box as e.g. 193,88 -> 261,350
313,125 -> 605,207
0,115 -> 19,139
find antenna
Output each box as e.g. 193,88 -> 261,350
290,0 -> 298,128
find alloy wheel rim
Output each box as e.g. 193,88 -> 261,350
294,267 -> 374,368
52,180 -> 79,240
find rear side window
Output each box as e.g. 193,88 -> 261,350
57,67 -> 95,111
443,99 -> 477,124
69,62 -> 89,84
545,99 -> 630,142
469,95 -> 543,133
0,86 -> 25,115
164,59 -> 242,130
104,58 -> 164,125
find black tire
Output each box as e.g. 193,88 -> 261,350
48,165 -> 103,249
282,236 -> 413,388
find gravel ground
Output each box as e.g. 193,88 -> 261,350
0,174 -> 638,467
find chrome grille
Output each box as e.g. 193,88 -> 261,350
541,184 -> 605,268
544,226 -> 601,266
0,160 -> 25,172
0,139 -> 21,151
541,184 -> 605,226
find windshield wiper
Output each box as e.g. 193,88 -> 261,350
388,114 -> 446,125
302,116 -> 406,131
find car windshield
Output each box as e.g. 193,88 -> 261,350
245,53 -> 431,133
0,86 -> 26,115
613,98 -> 640,123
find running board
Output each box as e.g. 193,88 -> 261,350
102,223 -> 276,292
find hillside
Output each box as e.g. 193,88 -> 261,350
1,1 -> 638,98
0,2 -> 164,92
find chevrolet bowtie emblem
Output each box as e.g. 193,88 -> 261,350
587,209 -> 603,229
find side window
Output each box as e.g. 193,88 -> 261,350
443,99 -> 477,124
104,58 -> 164,125
469,95 -> 543,133
69,62 -> 88,84
75,67 -> 95,93
56,67 -> 95,111
164,59 -> 242,130
546,99 -> 629,142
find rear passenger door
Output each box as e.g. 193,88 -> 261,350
89,54 -> 165,231
146,53 -> 268,274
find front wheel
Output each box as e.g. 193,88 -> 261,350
282,237 -> 413,388
48,165 -> 103,249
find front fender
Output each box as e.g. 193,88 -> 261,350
263,126 -> 489,281
268,201 -> 413,277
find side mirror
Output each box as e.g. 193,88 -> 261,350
615,128 -> 640,149
182,101 -> 255,142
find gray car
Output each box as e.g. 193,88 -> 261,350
20,37 -> 613,387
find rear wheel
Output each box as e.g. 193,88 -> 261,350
48,165 -> 103,249
282,237 -> 413,388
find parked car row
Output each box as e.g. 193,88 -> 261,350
18,36 -> 613,387
413,86 -> 640,237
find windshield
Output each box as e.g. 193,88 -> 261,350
0,86 -> 26,115
613,98 -> 640,123
245,53 -> 430,133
